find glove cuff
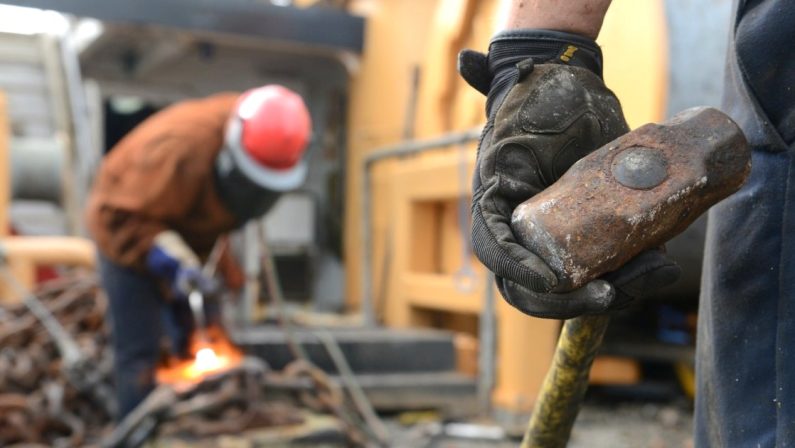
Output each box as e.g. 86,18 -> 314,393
488,29 -> 603,77
484,29 -> 602,115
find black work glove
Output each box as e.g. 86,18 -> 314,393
459,29 -> 680,319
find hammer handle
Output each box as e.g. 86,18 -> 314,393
521,314 -> 610,448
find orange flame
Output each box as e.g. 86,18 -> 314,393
156,326 -> 243,387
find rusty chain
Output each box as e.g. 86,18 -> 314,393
0,271 -> 372,447
0,271 -> 112,447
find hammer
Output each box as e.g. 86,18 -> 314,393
511,107 -> 750,447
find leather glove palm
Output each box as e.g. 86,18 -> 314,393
460,30 -> 680,319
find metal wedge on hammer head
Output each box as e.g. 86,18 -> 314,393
511,107 -> 751,291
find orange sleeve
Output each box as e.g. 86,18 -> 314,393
105,134 -> 213,219
86,94 -> 237,270
87,135 -> 220,269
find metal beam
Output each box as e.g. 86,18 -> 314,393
0,0 -> 365,54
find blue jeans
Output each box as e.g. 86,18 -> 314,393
99,255 -> 195,419
694,1 -> 795,446
695,150 -> 795,446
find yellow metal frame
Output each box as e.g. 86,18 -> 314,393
0,92 -> 95,302
345,0 -> 667,412
380,148 -> 559,411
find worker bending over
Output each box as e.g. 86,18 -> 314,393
85,86 -> 312,418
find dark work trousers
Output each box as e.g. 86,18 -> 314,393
695,1 -> 795,446
99,255 -> 194,420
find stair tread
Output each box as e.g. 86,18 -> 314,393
234,325 -> 457,344
235,325 -> 460,374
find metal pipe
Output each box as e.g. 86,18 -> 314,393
0,236 -> 96,267
363,128 -> 482,166
360,128 -> 481,326
241,221 -> 262,324
0,93 -> 8,238
259,223 -> 382,445
477,272 -> 496,414
0,237 -> 95,303
315,328 -> 390,445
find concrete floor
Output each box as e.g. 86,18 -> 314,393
389,401 -> 693,448
151,400 -> 693,447
568,402 -> 693,448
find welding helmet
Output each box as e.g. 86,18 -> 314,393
215,85 -> 312,222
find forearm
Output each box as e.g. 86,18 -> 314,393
504,0 -> 612,39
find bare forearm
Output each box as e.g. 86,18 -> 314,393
504,0 -> 613,40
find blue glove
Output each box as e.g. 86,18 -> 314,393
146,231 -> 218,300
174,266 -> 219,298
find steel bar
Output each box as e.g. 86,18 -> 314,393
258,223 -> 375,446
477,272 -> 496,414
315,328 -> 389,445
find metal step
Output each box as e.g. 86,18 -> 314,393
234,326 -> 478,414
233,325 -> 458,374
342,372 -> 477,415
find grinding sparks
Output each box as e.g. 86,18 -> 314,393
195,347 -> 222,371
156,326 -> 242,386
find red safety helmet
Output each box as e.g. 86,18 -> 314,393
215,85 -> 312,222
228,85 -> 312,170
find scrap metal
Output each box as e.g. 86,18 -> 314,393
0,271 -> 367,447
102,358 -> 303,447
0,272 -> 113,447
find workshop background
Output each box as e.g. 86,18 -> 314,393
0,0 -> 732,446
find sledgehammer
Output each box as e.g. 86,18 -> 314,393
511,107 -> 750,447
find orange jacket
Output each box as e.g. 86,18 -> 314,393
85,93 -> 244,287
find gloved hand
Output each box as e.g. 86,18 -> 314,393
146,230 -> 219,301
459,29 -> 680,319
174,266 -> 219,299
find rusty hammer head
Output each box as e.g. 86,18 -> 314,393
511,107 -> 751,291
